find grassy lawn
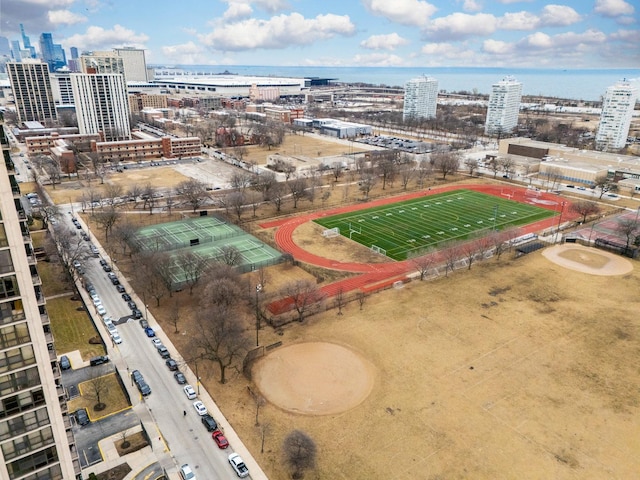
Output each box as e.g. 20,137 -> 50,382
68,373 -> 130,420
315,189 -> 556,260
48,297 -> 105,360
38,260 -> 74,297
30,230 -> 47,249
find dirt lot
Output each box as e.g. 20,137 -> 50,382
210,245 -> 640,480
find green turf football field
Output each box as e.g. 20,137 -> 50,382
314,189 -> 556,260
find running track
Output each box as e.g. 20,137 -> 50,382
261,184 -> 577,314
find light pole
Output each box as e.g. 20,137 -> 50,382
556,201 -> 566,241
255,284 -> 262,347
492,205 -> 499,231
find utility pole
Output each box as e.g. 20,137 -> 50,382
255,284 -> 262,347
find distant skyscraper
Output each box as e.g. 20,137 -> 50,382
403,76 -> 438,121
0,113 -> 81,480
39,33 -> 66,71
70,47 -> 79,59
71,73 -> 131,140
114,47 -> 148,82
596,80 -> 638,151
7,61 -> 58,123
10,40 -> 21,61
0,37 -> 10,57
484,76 -> 522,136
20,23 -> 36,58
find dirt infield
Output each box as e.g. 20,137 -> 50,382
543,244 -> 634,275
252,342 -> 375,415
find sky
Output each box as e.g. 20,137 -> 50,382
1,0 -> 639,68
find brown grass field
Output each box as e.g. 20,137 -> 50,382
39,142 -> 640,479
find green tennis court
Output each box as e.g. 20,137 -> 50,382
314,189 -> 556,261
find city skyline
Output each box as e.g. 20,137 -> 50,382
1,0 -> 638,69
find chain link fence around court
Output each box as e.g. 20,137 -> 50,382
130,216 -> 245,253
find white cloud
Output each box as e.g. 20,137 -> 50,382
221,0 -> 289,15
223,3 -> 253,21
482,39 -> 514,55
539,5 -> 582,26
48,9 -> 87,26
518,29 -> 607,50
63,25 -> 149,50
424,13 -> 497,40
497,0 -> 534,4
609,29 -> 640,43
22,0 -> 74,5
421,42 -> 460,55
161,41 -> 211,64
351,53 -> 406,66
200,13 -> 355,51
594,0 -> 634,17
362,0 -> 437,27
360,33 -> 409,50
499,11 -> 539,30
462,0 -> 482,12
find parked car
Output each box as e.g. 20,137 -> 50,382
102,264 -> 112,272
201,414 -> 217,431
96,304 -> 107,316
183,385 -> 196,400
105,320 -> 117,335
144,327 -> 155,337
59,355 -> 71,370
121,293 -> 131,302
228,453 -> 249,478
89,245 -> 99,257
127,300 -> 137,310
99,258 -> 108,267
139,319 -> 149,329
81,232 -> 90,241
131,369 -> 144,386
111,331 -> 122,344
212,430 -> 229,449
166,358 -> 178,371
137,381 -> 151,396
92,295 -> 102,306
193,401 -> 207,416
90,355 -> 109,366
174,371 -> 187,384
110,277 -> 120,286
157,345 -> 170,359
72,260 -> 81,269
116,284 -> 126,293
76,408 -> 90,426
151,338 -> 163,347
179,464 -> 195,480
132,309 -> 143,319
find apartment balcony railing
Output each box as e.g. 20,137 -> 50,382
40,312 -> 50,326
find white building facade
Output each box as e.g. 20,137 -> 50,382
403,76 -> 438,121
6,61 -> 57,123
484,76 -> 522,136
596,80 -> 638,151
71,73 -> 131,141
114,47 -> 148,82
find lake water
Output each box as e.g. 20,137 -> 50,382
155,65 -> 640,102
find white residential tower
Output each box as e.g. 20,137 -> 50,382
596,80 -> 638,151
403,76 -> 438,121
485,76 -> 522,136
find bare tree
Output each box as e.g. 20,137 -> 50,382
251,170 -> 278,201
193,303 -> 251,384
616,218 -> 639,252
226,191 -> 246,222
219,245 -> 242,266
545,167 -> 563,191
431,151 -> 460,180
283,430 -> 317,479
376,154 -> 398,190
358,172 -> 377,200
174,251 -> 209,295
176,179 -> 209,212
269,182 -> 285,212
112,222 -> 137,256
230,171 -> 254,192
168,299 -> 181,333
89,367 -> 110,411
464,158 -> 479,176
331,162 -> 344,183
126,184 -> 143,208
415,159 -> 432,188
92,206 -> 121,241
104,184 -> 123,206
287,176 -> 308,209
499,156 -> 515,178
281,280 -> 325,322
569,200 -> 601,223
119,429 -> 131,449
42,157 -> 62,188
442,242 -> 462,277
411,251 -> 435,280
398,160 -> 416,190
132,252 -> 168,306
356,291 -> 367,311
594,175 -> 616,199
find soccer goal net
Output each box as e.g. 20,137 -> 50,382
371,244 -> 387,256
322,227 -> 340,238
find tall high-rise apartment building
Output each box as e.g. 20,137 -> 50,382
484,76 -> 522,136
114,47 -> 148,82
50,73 -> 75,106
71,73 -> 131,141
596,80 -> 638,151
80,52 -> 124,77
7,62 -> 57,123
403,76 -> 438,121
38,34 -> 65,72
0,114 -> 81,479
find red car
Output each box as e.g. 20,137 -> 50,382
212,430 -> 229,449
